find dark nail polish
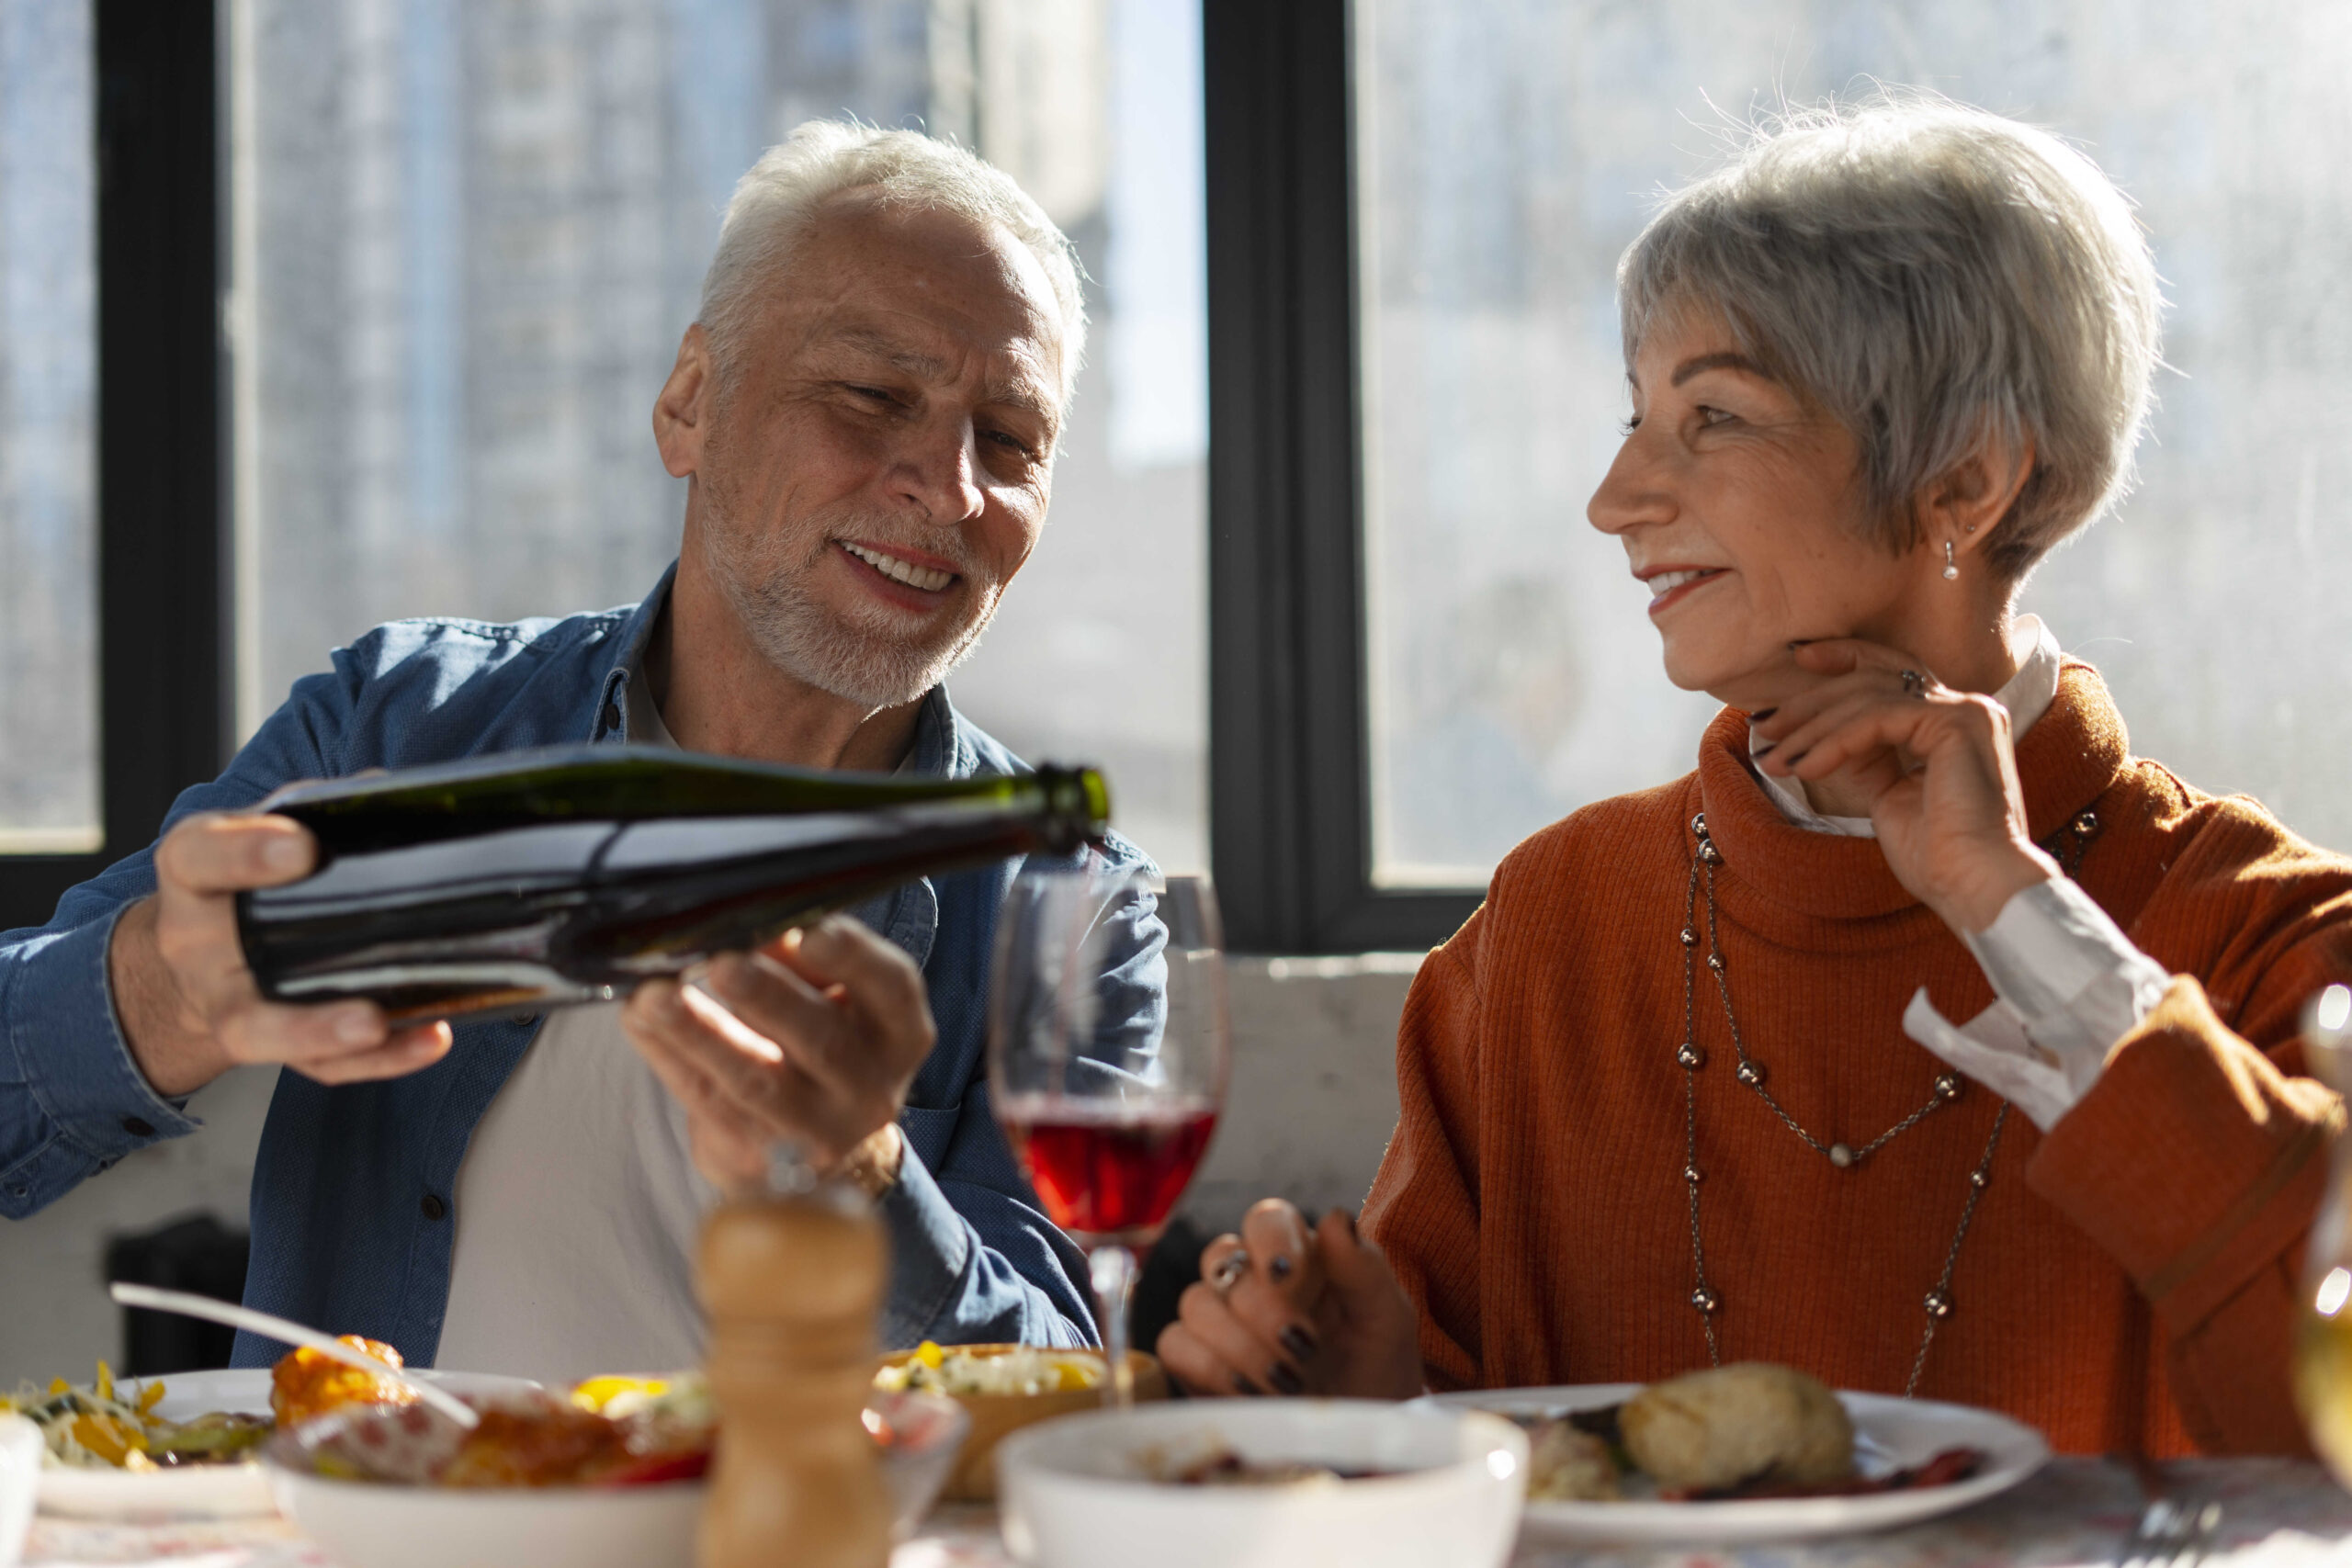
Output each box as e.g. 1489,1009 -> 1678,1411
1786,749 -> 1811,768
1753,742 -> 1776,759
1751,707 -> 1777,722
1268,1253 -> 1295,1282
1268,1362 -> 1306,1395
1232,1371 -> 1264,1395
1279,1324 -> 1320,1360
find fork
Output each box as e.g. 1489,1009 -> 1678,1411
2118,1451 -> 2222,1568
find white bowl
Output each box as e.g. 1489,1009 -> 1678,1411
270,1467 -> 703,1568
995,1399 -> 1528,1568
0,1416 -> 38,1568
266,1391 -> 969,1567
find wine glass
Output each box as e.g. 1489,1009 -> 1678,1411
2295,983 -> 2352,1479
989,860 -> 1231,1407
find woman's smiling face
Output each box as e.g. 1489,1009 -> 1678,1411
1586,308 -> 1926,713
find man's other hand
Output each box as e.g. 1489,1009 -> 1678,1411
111,812 -> 456,1099
621,915 -> 933,1196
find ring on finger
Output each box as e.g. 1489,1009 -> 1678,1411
1898,667 -> 1929,698
1208,1249 -> 1250,1296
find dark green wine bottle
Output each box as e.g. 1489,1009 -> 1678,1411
234,745 -> 1110,1024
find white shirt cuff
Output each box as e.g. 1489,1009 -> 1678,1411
1902,878 -> 2170,1132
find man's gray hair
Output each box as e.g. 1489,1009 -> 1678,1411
1619,95 -> 2164,581
698,120 -> 1089,410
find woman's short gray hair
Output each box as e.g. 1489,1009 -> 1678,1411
1619,96 -> 2163,581
698,120 -> 1088,411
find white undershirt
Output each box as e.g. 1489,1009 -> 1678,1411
1744,616 -> 2171,1132
435,672 -> 718,1382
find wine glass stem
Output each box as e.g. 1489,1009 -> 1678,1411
1091,1242 -> 1138,1409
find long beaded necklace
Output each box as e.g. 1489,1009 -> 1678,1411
1677,810 -> 2007,1397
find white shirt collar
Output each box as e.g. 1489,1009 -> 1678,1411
1748,615 -> 2064,838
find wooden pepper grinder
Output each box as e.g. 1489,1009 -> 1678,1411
697,1149 -> 891,1568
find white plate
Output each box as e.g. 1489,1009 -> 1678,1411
1419,1382 -> 2048,1545
36,1369 -> 538,1521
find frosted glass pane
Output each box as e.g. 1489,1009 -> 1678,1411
1359,0 -> 2352,885
237,0 -> 1206,870
0,0 -> 97,853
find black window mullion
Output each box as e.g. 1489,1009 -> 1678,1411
0,0 -> 225,933
1204,0 -> 1478,954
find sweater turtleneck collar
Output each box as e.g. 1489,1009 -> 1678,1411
1690,661 -> 2132,921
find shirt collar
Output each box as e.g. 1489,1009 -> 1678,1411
1747,615 -> 2064,837
592,563 -> 676,744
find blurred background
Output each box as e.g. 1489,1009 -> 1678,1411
1357,0 -> 2352,880
6,0 -> 2352,1381
2,0 -> 1210,871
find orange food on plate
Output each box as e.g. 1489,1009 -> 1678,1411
436,1404 -> 639,1488
270,1337 -> 417,1427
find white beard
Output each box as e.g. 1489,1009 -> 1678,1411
698,489 -> 1003,712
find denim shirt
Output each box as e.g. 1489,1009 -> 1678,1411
0,565 -> 1138,1364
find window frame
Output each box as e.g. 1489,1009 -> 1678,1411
1203,0 -> 1476,953
0,0 -> 228,932
5,0 -> 1451,957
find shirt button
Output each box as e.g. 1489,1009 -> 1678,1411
603,700 -> 622,732
420,1193 -> 447,1221
120,1116 -> 156,1138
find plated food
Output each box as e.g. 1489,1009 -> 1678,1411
4,1361 -> 271,1473
1157,1450 -> 1402,1487
265,1382 -> 969,1568
275,1375 -> 712,1489
271,1337 -> 418,1428
24,1364 -> 538,1522
875,1340 -> 1104,1397
873,1342 -> 1166,1503
1424,1370 -> 2050,1545
6,1337 -> 420,1485
1523,1362 -> 1870,1501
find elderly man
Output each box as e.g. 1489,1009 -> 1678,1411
0,123 -> 1135,1381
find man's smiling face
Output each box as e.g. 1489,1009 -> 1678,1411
690,192 -> 1066,709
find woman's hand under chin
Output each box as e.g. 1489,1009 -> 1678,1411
1750,638 -> 2058,935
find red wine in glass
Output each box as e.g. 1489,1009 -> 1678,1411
1001,1097 -> 1220,1247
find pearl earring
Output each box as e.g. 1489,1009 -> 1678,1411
1942,540 -> 1959,581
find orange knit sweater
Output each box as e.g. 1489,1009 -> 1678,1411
1362,663 -> 2352,1456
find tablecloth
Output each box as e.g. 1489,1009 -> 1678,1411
23,1459 -> 2352,1566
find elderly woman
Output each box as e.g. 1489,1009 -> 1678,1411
1159,98 -> 2352,1455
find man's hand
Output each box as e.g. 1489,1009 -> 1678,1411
1157,1200 -> 1423,1400
112,812 -> 456,1099
1752,638 -> 2057,935
621,916 -> 935,1197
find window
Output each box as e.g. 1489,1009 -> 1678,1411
1211,0 -> 2352,948
0,0 -> 224,933
0,0 -> 97,854
1355,0 -> 2352,886
231,0 -> 1208,870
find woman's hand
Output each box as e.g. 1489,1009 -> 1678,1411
1751,639 -> 2057,934
1156,1200 -> 1423,1401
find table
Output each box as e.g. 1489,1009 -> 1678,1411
22,1460 -> 2352,1566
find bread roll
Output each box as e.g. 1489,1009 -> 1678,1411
1619,1362 -> 1853,1492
